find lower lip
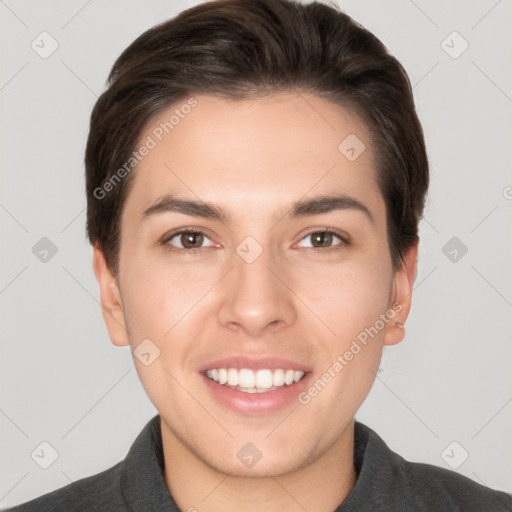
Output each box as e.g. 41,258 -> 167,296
201,372 -> 312,415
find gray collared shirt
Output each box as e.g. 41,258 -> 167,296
4,415 -> 512,511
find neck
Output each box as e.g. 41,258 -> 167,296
161,420 -> 357,512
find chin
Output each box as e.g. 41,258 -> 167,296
209,452 -> 309,479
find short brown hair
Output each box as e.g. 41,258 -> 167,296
85,0 -> 429,275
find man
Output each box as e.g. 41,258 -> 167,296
6,0 -> 512,510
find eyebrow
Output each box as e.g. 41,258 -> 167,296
142,193 -> 374,225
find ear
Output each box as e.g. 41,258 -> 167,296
383,243 -> 418,346
92,245 -> 130,347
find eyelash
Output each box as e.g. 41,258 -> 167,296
160,227 -> 350,255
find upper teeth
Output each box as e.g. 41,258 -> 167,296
206,368 -> 305,389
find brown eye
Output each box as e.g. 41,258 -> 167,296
297,230 -> 346,250
299,229 -> 350,253
180,232 -> 204,249
163,230 -> 215,252
310,231 -> 335,248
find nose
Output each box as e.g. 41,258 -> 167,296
216,244 -> 297,337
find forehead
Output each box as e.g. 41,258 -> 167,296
124,91 -> 385,226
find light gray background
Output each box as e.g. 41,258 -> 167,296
1,0 -> 511,508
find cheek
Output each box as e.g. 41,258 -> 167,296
298,260 -> 392,337
120,266 -> 207,394
121,261 -> 215,342
297,264 -> 391,417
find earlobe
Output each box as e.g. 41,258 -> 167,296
92,245 -> 130,347
383,243 -> 418,346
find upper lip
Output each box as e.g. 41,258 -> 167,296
199,356 -> 311,373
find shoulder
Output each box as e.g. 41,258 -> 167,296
2,462 -> 127,512
2,415 -> 168,512
352,421 -> 512,511
396,451 -> 512,510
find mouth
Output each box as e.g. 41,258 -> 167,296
199,357 -> 312,415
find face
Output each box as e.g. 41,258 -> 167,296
94,91 -> 416,477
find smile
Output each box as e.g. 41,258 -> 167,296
205,368 -> 306,393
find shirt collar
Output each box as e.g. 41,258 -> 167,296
120,415 -> 179,511
335,419 -> 411,511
